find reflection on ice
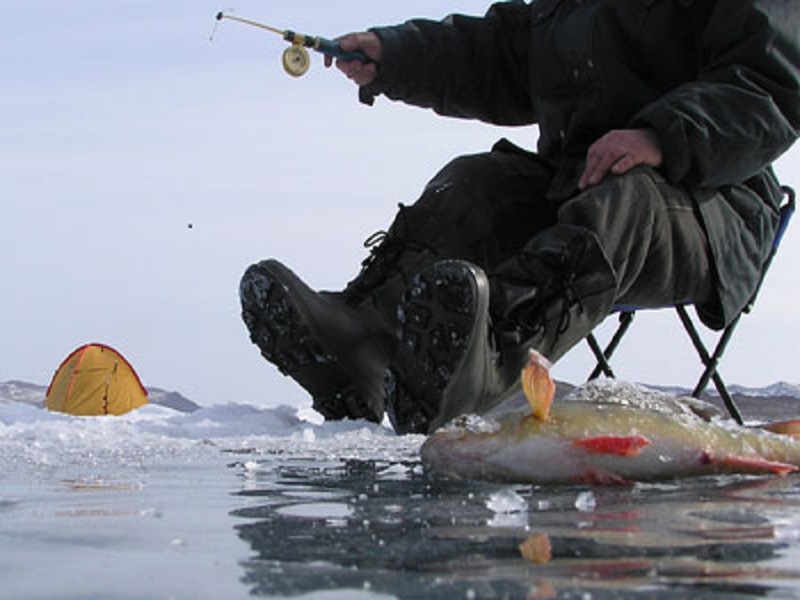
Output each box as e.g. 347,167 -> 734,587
232,457 -> 800,598
276,502 -> 354,519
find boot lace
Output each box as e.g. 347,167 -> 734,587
495,242 -> 588,345
344,204 -> 437,305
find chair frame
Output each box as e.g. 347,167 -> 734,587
586,185 -> 796,425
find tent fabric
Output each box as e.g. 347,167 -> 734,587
46,343 -> 148,416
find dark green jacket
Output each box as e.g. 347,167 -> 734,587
362,0 -> 800,329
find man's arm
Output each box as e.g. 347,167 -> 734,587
328,2 -> 536,126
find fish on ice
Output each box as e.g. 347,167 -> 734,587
421,352 -> 800,485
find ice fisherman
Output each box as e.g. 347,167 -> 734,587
239,1 -> 800,435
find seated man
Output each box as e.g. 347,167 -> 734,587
240,1 -> 800,434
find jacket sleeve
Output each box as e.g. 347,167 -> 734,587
360,2 -> 536,126
632,1 -> 800,188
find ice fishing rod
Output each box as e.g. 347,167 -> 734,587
214,12 -> 369,77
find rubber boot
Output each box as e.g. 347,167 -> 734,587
240,195 -> 481,423
385,260 -> 519,434
240,260 -> 394,422
385,226 -> 617,435
342,202 -> 480,326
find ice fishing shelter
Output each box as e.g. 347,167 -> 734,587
45,343 -> 148,416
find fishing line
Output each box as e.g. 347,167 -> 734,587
208,7 -> 234,41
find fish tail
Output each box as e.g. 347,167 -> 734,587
702,451 -> 799,476
760,419 -> 800,439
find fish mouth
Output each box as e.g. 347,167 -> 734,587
421,428 -> 508,480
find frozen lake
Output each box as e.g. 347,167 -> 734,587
2,398 -> 800,599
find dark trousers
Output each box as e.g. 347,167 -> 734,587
382,140 -> 717,361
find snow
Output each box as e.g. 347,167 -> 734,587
727,381 -> 800,398
646,380 -> 800,399
0,401 -> 423,474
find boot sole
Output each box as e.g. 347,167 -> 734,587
240,261 -> 380,422
386,260 -> 490,434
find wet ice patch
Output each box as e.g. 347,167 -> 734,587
277,502 -> 354,520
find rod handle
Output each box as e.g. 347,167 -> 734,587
314,38 -> 370,63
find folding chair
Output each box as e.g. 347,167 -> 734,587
586,185 -> 796,425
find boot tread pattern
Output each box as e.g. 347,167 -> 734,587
387,262 -> 478,434
241,264 -> 377,422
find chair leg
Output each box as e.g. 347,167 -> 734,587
587,333 -> 615,379
711,371 -> 744,426
675,305 -> 744,425
587,311 -> 635,380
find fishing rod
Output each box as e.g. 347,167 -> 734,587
214,12 -> 369,77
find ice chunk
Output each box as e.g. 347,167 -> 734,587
574,490 -> 597,512
486,488 -> 527,514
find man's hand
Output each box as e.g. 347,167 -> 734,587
324,32 -> 382,86
579,129 -> 663,190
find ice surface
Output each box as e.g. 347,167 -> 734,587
0,400 -> 424,600
3,399 -> 800,599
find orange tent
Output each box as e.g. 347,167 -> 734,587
46,343 -> 148,416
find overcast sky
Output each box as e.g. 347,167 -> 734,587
4,1 -> 800,408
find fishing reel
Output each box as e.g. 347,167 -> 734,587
281,45 -> 310,77
215,12 -> 369,78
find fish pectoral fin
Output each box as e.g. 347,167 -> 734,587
761,419 -> 800,439
708,453 -> 798,476
572,468 -> 632,486
572,435 -> 651,457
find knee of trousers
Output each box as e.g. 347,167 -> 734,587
556,167 -> 663,236
414,153 -> 502,218
391,154 -> 505,259
493,223 -> 618,308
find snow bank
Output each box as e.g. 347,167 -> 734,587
0,401 -> 424,474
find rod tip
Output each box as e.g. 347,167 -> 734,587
215,11 -> 224,21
